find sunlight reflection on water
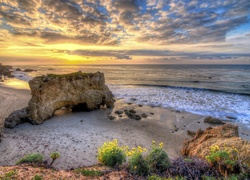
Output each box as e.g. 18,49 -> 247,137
3,78 -> 30,90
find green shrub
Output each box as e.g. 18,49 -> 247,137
128,151 -> 149,176
16,153 -> 44,165
97,139 -> 126,167
50,152 -> 60,166
0,170 -> 18,180
206,145 -> 237,177
75,169 -> 103,176
147,142 -> 170,173
32,174 -> 43,180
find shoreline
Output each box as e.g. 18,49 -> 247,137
0,84 -> 249,170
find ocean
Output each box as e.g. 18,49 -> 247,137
11,64 -> 250,126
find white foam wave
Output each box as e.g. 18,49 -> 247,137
108,84 -> 250,125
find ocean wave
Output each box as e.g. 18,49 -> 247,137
108,84 -> 250,126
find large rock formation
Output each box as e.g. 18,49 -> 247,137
182,123 -> 250,173
5,71 -> 115,126
0,64 -> 13,80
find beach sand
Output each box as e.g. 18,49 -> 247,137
0,84 -> 249,170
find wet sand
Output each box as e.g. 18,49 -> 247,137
0,84 -> 249,170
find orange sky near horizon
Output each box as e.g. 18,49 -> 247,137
0,0 -> 250,65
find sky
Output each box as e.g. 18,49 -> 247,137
0,0 -> 250,65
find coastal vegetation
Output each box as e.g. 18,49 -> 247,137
15,153 -> 44,165
0,139 -> 249,179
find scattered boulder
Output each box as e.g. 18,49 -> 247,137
0,64 -> 12,77
226,116 -> 237,120
141,113 -> 148,118
204,116 -> 225,125
23,69 -> 36,72
133,115 -> 141,120
4,108 -> 30,128
108,116 -> 116,120
129,109 -> 136,114
114,110 -> 123,115
5,71 -> 115,126
125,109 -> 141,120
182,123 -> 250,173
187,130 -> 196,137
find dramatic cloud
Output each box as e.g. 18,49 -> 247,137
0,0 -> 250,63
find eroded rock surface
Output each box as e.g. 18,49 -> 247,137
182,123 -> 250,172
4,108 -> 29,128
5,71 -> 115,126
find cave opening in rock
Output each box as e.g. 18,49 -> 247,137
54,103 -> 89,116
71,103 -> 89,112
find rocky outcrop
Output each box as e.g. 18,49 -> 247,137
28,71 -> 114,124
182,123 -> 250,173
0,64 -> 12,79
203,116 -> 225,125
4,108 -> 30,128
4,71 -> 115,126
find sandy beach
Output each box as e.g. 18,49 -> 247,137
0,83 -> 249,170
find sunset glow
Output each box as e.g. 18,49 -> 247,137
0,0 -> 250,64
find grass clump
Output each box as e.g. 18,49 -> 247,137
50,152 -> 60,166
147,142 -> 170,173
206,145 -> 238,177
16,153 -> 44,165
32,174 -> 44,180
97,139 -> 126,167
0,170 -> 18,180
75,169 -> 103,177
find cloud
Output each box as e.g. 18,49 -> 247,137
0,0 -> 249,58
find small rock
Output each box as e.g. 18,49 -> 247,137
173,125 -> 179,132
141,113 -> 148,118
16,68 -> 22,71
118,115 -> 122,117
108,116 -> 115,120
150,112 -> 154,115
138,104 -> 143,107
131,98 -> 136,101
187,130 -> 196,137
204,116 -> 225,125
127,103 -> 132,105
129,109 -> 136,114
23,68 -> 36,72
134,115 -> 142,120
114,110 -> 123,115
226,116 -> 237,120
